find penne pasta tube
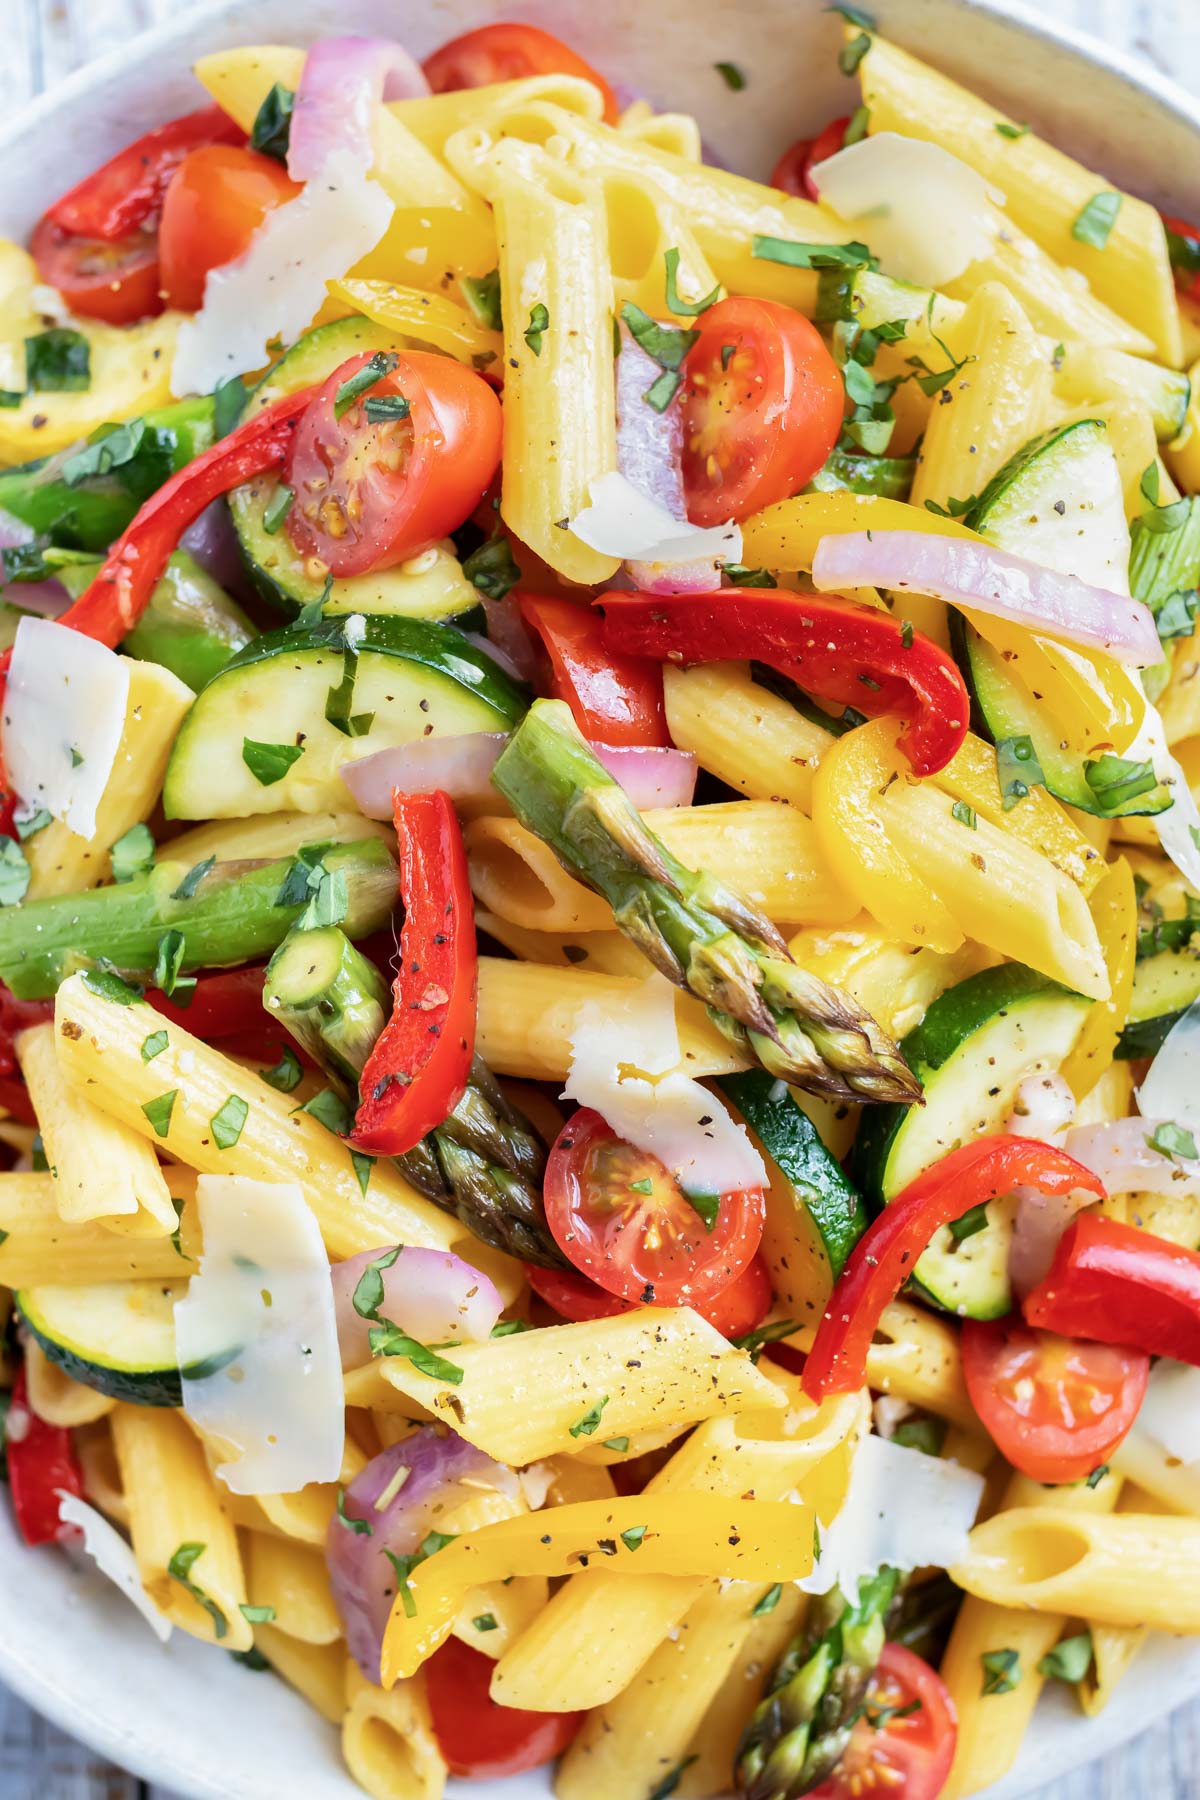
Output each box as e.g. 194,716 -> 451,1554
255,1624 -> 346,1725
663,662 -> 835,813
342,1663 -> 447,1800
451,1575 -> 548,1659
0,1170 -> 197,1287
160,810 -> 390,868
676,1584 -> 808,1798
23,1338 -> 115,1427
242,1530 -> 343,1645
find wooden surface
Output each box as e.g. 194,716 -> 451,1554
2,0 -> 1200,1795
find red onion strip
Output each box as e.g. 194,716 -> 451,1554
615,325 -> 720,597
330,1245 -> 502,1370
288,37 -> 430,182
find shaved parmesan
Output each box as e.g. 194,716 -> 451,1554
811,133 -> 1001,289
56,1492 -> 172,1643
170,150 -> 393,397
1139,999 -> 1200,1134
798,1432 -> 984,1595
569,471 -> 742,569
1136,1359 -> 1200,1465
3,617 -> 128,839
174,1176 -> 343,1495
563,974 -> 766,1199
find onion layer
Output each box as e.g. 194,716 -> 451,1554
331,1245 -> 503,1369
288,37 -> 430,182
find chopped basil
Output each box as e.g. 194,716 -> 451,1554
153,931 -> 193,1005
242,737 -> 305,787
335,1486 -> 372,1535
663,246 -> 720,317
752,1583 -> 783,1617
980,1647 -> 1021,1696
602,1436 -> 630,1452
620,301 -> 699,414
171,856 -> 215,901
524,303 -> 550,357
1167,222 -> 1200,281
647,1759 -> 698,1800
731,1317 -> 799,1359
568,1396 -> 610,1438
714,61 -> 746,90
1155,588 -> 1199,642
168,1542 -> 228,1640
229,1646 -> 270,1670
461,269 -> 503,332
1083,752 -> 1158,811
924,494 -> 977,518
25,328 -> 90,393
260,1045 -> 303,1093
1147,1121 -> 1198,1162
210,1094 -> 249,1150
70,747 -> 85,769
261,484 -> 294,535
839,31 -> 871,75
1037,1633 -> 1093,1683
239,1603 -> 277,1624
643,369 -> 681,412
491,1319 -> 534,1337
472,1613 -> 499,1632
892,1417 -> 946,1457
212,375 -> 247,440
720,342 -> 736,370
352,1246 -> 402,1320
899,620 -> 915,650
14,805 -> 52,842
628,1177 -> 654,1195
752,236 -> 873,270
844,104 -> 870,145
109,822 -> 155,883
1137,461 -> 1190,535
996,734 -> 1045,809
951,800 -> 977,829
950,1201 -> 990,1241
368,1322 -> 465,1384
325,649 -> 374,738
994,120 -> 1030,139
140,1029 -> 169,1063
301,1087 -> 353,1136
685,1189 -> 720,1232
0,390 -> 21,409
350,1151 -> 375,1198
61,417 -> 174,497
334,352 -> 400,420
462,533 -> 521,602
0,838 -> 30,906
723,564 -> 778,588
1086,1464 -> 1109,1489
620,1525 -> 647,1552
1072,191 -> 1122,249
298,867 -> 348,931
82,966 -> 143,1006
31,1134 -> 47,1172
385,1529 -> 458,1619
275,842 -> 331,908
251,82 -> 294,162
364,393 -> 411,425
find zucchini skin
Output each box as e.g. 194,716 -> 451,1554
21,1321 -> 183,1407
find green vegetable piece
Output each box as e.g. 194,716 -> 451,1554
251,83 -> 294,162
25,329 -> 90,393
142,1090 -> 178,1138
569,1397 -> 610,1437
1072,192 -> 1122,249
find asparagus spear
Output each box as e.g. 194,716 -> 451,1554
55,551 -> 256,693
491,701 -> 919,1105
736,1567 -> 900,1800
263,926 -> 564,1267
0,839 -> 397,999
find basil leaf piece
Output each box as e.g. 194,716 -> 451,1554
461,270 -> 503,332
368,1322 -> 465,1384
1072,192 -> 1122,249
141,1090 -> 178,1139
262,484 -> 294,535
839,31 -> 871,75
239,1603 -> 277,1624
1147,1121 -> 1198,1162
714,61 -> 746,90
994,121 -> 1030,139
260,1045 -> 303,1093
212,376 -> 247,440
462,533 -> 521,602
1083,753 -> 1158,812
335,1487 -> 372,1535
171,856 -> 215,901
153,929 -> 191,999
210,1094 -> 249,1150
723,564 -> 777,588
251,83 -> 294,162
168,1542 -> 228,1640
25,328 -> 90,393
0,838 -> 31,906
352,1246 -> 402,1321
82,966 -> 144,1006
980,1647 -> 1021,1696
892,1417 -> 946,1457
334,352 -> 400,420
14,805 -> 52,842
242,737 -> 305,787
301,1087 -> 353,1137
141,1030 -> 169,1063
752,1583 -> 783,1616
1038,1633 -> 1094,1683
752,236 -> 873,270
109,822 -> 156,883
996,735 -> 1046,809
663,247 -> 720,317
685,1190 -> 720,1232
568,1396 -> 610,1437
364,394 -> 410,424
951,800 -> 977,829
524,303 -> 549,356
949,1201 -> 989,1241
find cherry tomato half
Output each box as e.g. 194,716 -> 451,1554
527,1250 -> 773,1338
30,216 -> 162,326
542,1107 -> 766,1309
811,1642 -> 957,1800
771,116 -> 850,200
681,297 -> 844,526
1163,214 -> 1200,303
284,349 -> 503,578
518,595 -> 669,747
424,1636 -> 582,1779
158,145 -> 300,312
46,105 -> 243,242
423,22 -> 619,124
961,1318 -> 1148,1485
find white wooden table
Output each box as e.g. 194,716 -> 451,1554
2,0 -> 1200,1794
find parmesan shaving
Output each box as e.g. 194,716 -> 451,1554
3,617 -> 129,840
811,133 -> 1001,288
569,470 -> 741,568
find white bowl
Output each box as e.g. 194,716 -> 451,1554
2,1 -> 1199,1795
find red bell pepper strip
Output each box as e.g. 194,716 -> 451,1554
599,590 -> 970,777
46,106 -> 244,241
0,984 -> 53,1127
519,595 -> 670,748
6,1366 -> 84,1547
1024,1214 -> 1200,1365
802,1135 -> 1106,1399
147,966 -> 268,1037
351,790 -> 477,1156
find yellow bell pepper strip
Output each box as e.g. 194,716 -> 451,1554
811,717 -> 964,953
379,1493 -> 816,1685
331,278 -> 504,369
1060,857 -> 1138,1099
931,731 -> 1107,895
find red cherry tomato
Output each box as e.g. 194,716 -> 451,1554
423,22 -> 619,124
424,1636 -> 582,1779
284,349 -> 502,578
771,116 -> 850,200
961,1318 -> 1148,1485
542,1107 -> 765,1309
158,145 -> 300,312
1163,215 -> 1200,303
810,1642 -> 957,1800
30,216 -> 162,326
680,297 -> 844,526
527,1250 -> 773,1337
518,595 -> 669,747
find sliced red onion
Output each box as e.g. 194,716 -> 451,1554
1065,1116 -> 1200,1198
463,630 -> 526,684
327,1426 -> 517,1678
0,580 -> 70,617
615,325 -> 721,597
811,532 -> 1162,667
480,591 -> 539,682
1004,1072 -> 1074,1140
331,1245 -> 503,1369
591,741 -> 698,808
288,37 -> 430,182
1008,1187 -> 1094,1299
0,508 -> 34,551
1138,999 -> 1200,1131
180,500 -> 250,596
340,733 -> 508,817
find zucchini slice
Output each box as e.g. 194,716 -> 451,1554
163,612 -> 526,819
229,315 -> 477,621
717,1069 -> 867,1279
1118,947 -> 1200,1059
16,1280 -> 231,1408
854,964 -> 1091,1319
